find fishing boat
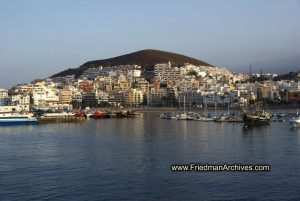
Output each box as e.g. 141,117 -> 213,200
75,111 -> 86,118
90,111 -> 110,119
0,113 -> 38,126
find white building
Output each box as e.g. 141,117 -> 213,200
128,69 -> 141,78
0,105 -> 30,112
154,63 -> 181,81
0,89 -> 8,98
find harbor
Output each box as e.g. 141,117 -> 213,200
1,112 -> 300,200
1,107 -> 299,130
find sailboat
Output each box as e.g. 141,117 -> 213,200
242,68 -> 271,128
200,96 -> 214,121
177,96 -> 189,120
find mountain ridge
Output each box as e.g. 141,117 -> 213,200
51,49 -> 213,78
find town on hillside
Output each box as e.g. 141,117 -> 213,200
0,62 -> 300,113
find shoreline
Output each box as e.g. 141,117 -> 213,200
129,106 -> 299,114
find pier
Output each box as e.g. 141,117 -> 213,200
37,116 -> 85,124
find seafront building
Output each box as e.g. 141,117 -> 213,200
0,62 -> 299,111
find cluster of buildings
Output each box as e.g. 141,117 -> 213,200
1,63 -> 300,112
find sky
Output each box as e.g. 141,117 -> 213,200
0,0 -> 299,88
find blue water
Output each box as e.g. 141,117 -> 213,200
1,113 -> 300,200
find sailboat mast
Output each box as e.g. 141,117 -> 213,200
184,95 -> 186,113
228,100 -> 230,114
214,101 -> 216,115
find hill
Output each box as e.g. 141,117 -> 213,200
51,49 -> 213,78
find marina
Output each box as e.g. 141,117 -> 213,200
1,108 -> 299,129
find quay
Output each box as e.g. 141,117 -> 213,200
36,116 -> 85,124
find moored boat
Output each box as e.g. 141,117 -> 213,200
42,112 -> 75,117
201,117 -> 214,122
291,116 -> 300,128
160,112 -> 172,119
90,111 -> 110,119
176,113 -> 188,120
75,111 -> 86,118
243,111 -> 271,127
0,113 -> 38,126
214,116 -> 227,122
125,110 -> 139,116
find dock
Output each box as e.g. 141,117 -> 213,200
37,116 -> 85,124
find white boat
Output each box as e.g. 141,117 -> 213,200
291,116 -> 300,128
176,113 -> 188,120
291,109 -> 300,128
42,112 -> 74,117
201,117 -> 214,122
0,113 -> 38,125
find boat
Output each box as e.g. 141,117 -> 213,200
275,112 -> 288,118
160,113 -> 172,119
125,110 -> 139,116
193,114 -> 202,121
90,111 -> 110,119
291,117 -> 300,128
226,116 -> 243,123
243,110 -> 271,127
0,113 -> 38,126
291,110 -> 300,128
277,117 -> 285,122
186,112 -> 196,120
75,111 -> 86,118
214,116 -> 227,122
176,96 -> 192,120
242,79 -> 271,128
176,113 -> 188,120
201,117 -> 214,122
42,112 -> 75,117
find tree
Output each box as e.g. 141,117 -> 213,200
279,89 -> 287,102
71,100 -> 81,109
187,70 -> 198,76
98,101 -> 111,107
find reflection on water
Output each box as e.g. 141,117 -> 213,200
0,113 -> 300,200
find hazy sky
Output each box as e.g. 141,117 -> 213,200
0,0 -> 299,88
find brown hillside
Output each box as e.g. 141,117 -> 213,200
51,49 -> 213,78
